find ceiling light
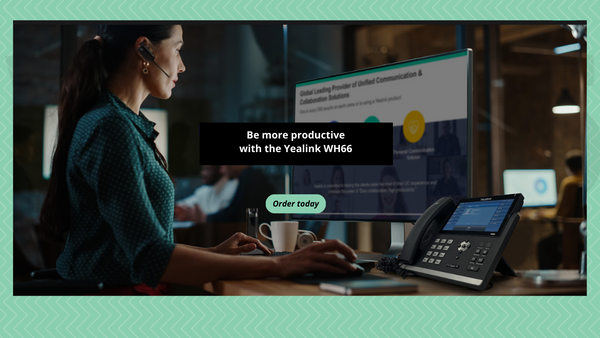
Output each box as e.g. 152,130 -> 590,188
552,88 -> 580,114
554,43 -> 581,55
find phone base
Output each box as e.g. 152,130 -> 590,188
495,257 -> 517,277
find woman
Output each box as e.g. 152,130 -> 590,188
374,166 -> 407,220
330,165 -> 345,193
40,25 -> 356,295
303,169 -> 312,191
326,165 -> 347,217
432,158 -> 461,197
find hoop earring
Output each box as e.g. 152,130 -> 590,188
143,61 -> 149,74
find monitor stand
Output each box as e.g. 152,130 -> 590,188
356,222 -> 405,262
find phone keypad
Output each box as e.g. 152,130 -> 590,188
422,238 -> 455,265
422,237 -> 491,270
458,241 -> 492,272
469,243 -> 490,267
421,238 -> 495,266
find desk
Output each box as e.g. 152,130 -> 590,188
173,225 -> 585,296
201,269 -> 586,296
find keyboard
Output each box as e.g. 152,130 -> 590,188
240,249 -> 291,256
271,251 -> 292,257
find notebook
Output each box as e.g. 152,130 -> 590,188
319,279 -> 418,295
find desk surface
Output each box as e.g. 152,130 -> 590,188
172,226 -> 586,296
202,268 -> 586,296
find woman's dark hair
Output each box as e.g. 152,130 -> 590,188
565,149 -> 582,173
378,166 -> 407,213
40,25 -> 176,240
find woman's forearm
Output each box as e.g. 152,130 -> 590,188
160,244 -> 279,286
178,243 -> 214,252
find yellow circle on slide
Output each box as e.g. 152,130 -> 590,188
403,110 -> 425,143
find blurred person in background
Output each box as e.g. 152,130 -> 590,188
174,165 -> 238,222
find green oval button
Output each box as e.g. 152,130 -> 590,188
266,194 -> 326,214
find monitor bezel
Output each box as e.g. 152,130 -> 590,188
291,49 -> 473,223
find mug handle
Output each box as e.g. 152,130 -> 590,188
259,223 -> 272,240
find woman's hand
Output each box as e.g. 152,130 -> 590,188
212,232 -> 273,255
274,240 -> 357,278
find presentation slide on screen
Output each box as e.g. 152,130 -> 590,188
294,52 -> 469,220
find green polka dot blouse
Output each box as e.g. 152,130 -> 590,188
57,92 -> 176,288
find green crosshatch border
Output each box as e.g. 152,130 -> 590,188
3,1 -> 598,336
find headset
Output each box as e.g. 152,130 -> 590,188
137,43 -> 171,78
297,230 -> 324,249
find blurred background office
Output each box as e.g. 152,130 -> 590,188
13,23 -> 586,280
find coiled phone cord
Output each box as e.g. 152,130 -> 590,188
376,256 -> 414,279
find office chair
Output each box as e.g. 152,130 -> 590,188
14,268 -> 104,296
537,185 -> 584,269
559,185 -> 585,269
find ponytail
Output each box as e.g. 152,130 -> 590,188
40,38 -> 105,240
40,25 -> 176,241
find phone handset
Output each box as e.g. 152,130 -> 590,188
399,197 -> 456,264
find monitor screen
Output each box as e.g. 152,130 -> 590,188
293,50 -> 472,222
503,169 -> 558,207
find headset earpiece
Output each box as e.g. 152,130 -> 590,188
138,43 -> 155,63
136,43 -> 170,78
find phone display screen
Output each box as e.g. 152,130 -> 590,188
441,196 -> 517,236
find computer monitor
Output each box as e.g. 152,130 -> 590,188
43,105 -> 169,179
292,49 -> 472,223
503,169 -> 558,207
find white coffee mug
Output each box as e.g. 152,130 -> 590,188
259,221 -> 299,252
